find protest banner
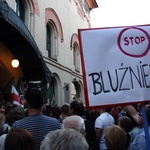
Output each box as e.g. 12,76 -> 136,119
78,25 -> 150,109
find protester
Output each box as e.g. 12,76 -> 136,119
117,115 -> 133,149
5,128 -> 35,150
105,125 -> 127,150
110,107 -> 119,124
0,103 -> 5,114
125,105 -> 143,127
126,104 -> 150,150
12,88 -> 61,150
43,105 -> 52,116
50,106 -> 62,122
87,108 -> 99,126
129,115 -> 140,143
70,98 -> 99,150
0,134 -> 7,150
95,107 -> 115,150
3,109 -> 24,134
40,129 -> 89,150
0,114 -> 5,135
61,104 -> 70,119
62,115 -> 85,135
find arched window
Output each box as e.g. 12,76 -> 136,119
73,42 -> 80,72
70,33 -> 80,72
45,8 -> 63,42
45,8 -> 63,59
46,21 -> 58,59
14,0 -> 36,35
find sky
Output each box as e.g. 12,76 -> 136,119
90,0 -> 150,28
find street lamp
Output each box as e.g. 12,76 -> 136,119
11,58 -> 19,68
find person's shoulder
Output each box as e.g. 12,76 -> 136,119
49,117 -> 62,124
100,112 -> 108,117
42,116 -> 62,129
12,115 -> 37,127
41,115 -> 61,124
97,113 -> 107,120
12,117 -> 25,128
132,128 -> 145,140
95,115 -> 102,122
95,115 -> 103,125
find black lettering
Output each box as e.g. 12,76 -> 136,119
119,66 -> 130,91
100,72 -> 110,93
140,61 -> 145,87
107,69 -> 119,92
89,72 -> 102,95
142,64 -> 150,88
129,66 -> 142,89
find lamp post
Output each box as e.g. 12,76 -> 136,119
11,58 -> 19,68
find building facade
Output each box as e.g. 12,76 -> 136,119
1,0 -> 97,106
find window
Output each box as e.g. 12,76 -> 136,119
73,42 -> 80,72
15,0 -> 25,22
46,25 -> 51,57
45,8 -> 63,59
70,33 -> 80,72
14,0 -> 36,34
46,21 -> 58,59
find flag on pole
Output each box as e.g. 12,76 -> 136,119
10,85 -> 22,105
44,86 -> 53,99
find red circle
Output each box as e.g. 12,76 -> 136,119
118,27 -> 150,58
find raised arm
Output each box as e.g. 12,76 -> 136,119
125,105 -> 143,127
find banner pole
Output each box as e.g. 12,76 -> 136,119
141,105 -> 150,150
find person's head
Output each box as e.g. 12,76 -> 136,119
61,104 -> 70,118
40,129 -> 89,150
117,116 -> 133,149
0,103 -> 5,114
5,128 -> 35,150
70,98 -> 84,116
62,115 -> 85,135
118,116 -> 133,133
25,88 -> 44,109
43,105 -> 52,116
51,106 -> 61,119
5,109 -> 24,126
105,125 -> 127,150
14,105 -> 25,115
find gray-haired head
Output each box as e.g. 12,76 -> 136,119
62,115 -> 85,135
40,129 -> 89,150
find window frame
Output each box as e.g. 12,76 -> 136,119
73,42 -> 80,72
46,21 -> 58,60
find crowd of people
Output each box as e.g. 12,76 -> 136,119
0,87 -> 150,150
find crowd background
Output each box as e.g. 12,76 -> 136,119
0,87 -> 150,150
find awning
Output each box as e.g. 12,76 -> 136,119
0,0 -> 51,83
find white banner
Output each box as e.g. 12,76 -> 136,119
78,25 -> 150,108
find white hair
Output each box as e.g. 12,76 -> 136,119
62,115 -> 85,135
40,129 -> 89,150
